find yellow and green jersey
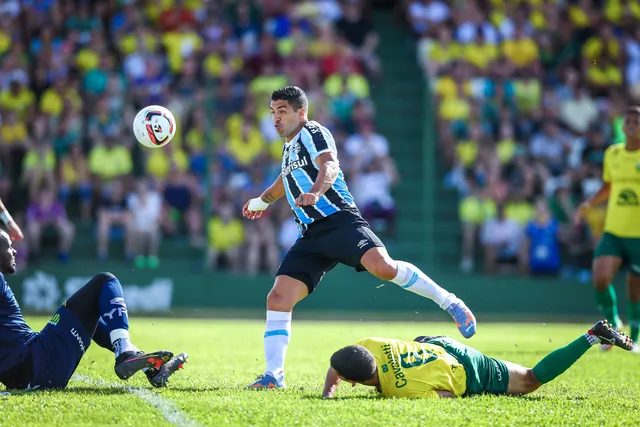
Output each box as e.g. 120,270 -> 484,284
602,144 -> 640,237
356,337 -> 467,398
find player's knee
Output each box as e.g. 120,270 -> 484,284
92,272 -> 117,286
592,269 -> 612,288
368,259 -> 397,281
267,288 -> 295,311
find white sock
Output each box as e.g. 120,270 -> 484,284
110,329 -> 137,357
585,333 -> 600,345
390,261 -> 457,309
264,310 -> 292,380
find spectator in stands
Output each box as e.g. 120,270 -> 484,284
26,186 -> 74,262
97,178 -> 131,261
351,156 -> 398,236
459,170 -> 496,273
481,203 -> 526,275
89,136 -> 133,184
245,212 -> 280,275
206,201 -> 244,272
525,198 -> 561,275
336,0 -> 380,76
127,178 -> 162,269
22,138 -> 55,199
57,143 -> 92,222
160,166 -> 203,248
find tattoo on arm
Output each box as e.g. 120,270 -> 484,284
262,192 -> 277,203
311,160 -> 339,197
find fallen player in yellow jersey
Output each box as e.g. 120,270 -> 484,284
322,320 -> 633,398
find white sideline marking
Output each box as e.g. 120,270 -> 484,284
73,375 -> 199,427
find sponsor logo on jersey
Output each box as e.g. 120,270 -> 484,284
48,313 -> 60,326
616,189 -> 639,206
282,156 -> 308,176
382,344 -> 407,388
70,328 -> 86,353
357,239 -> 368,249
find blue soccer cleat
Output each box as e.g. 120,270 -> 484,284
446,300 -> 477,338
247,372 -> 285,390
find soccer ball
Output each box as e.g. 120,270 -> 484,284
133,105 -> 176,148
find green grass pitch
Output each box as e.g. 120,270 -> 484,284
2,317 -> 639,426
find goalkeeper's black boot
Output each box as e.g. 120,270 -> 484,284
115,350 -> 173,380
145,353 -> 188,387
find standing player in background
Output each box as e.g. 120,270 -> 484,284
575,106 -> 640,351
0,199 -> 187,390
243,86 -> 476,389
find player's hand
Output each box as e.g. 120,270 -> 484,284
242,197 -> 269,220
573,201 -> 590,225
6,221 -> 23,242
295,192 -> 319,207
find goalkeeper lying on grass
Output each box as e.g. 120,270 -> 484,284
0,226 -> 187,391
323,320 -> 633,398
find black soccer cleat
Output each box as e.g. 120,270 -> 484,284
146,353 -> 188,388
588,320 -> 634,351
115,350 -> 174,380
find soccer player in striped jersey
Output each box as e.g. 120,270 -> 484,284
243,86 -> 477,389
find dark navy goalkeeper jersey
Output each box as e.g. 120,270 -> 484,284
0,273 -> 36,374
281,121 -> 356,234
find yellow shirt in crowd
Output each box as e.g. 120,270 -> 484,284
208,217 -> 244,251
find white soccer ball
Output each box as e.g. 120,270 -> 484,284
133,105 -> 177,148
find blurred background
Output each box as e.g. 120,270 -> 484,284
1,0 -> 637,320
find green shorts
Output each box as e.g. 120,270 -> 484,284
595,232 -> 640,275
424,337 -> 509,396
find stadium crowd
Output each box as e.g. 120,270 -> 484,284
0,0 -> 397,273
406,0 -> 640,279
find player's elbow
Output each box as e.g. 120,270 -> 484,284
523,369 -> 542,394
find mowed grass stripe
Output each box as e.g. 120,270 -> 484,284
73,374 -> 200,427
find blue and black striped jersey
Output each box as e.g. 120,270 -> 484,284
281,121 -> 356,233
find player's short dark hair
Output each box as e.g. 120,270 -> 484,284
330,345 -> 377,382
271,86 -> 308,111
626,105 -> 640,117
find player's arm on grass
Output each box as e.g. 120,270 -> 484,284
0,197 -> 23,241
574,183 -> 611,224
322,366 -> 342,398
296,152 -> 339,207
436,391 -> 455,398
243,174 -> 285,220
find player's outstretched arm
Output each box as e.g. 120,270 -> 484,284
296,152 -> 339,207
242,174 -> 285,220
574,183 -> 611,224
322,366 -> 342,399
0,197 -> 23,242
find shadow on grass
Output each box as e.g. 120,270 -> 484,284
299,394 -> 383,401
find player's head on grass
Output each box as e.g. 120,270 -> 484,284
270,86 -> 308,140
0,229 -> 17,274
624,105 -> 640,145
330,345 -> 377,383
